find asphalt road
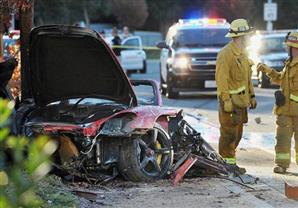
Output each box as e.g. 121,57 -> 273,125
130,60 -> 277,135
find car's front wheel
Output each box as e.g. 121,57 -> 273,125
118,125 -> 173,182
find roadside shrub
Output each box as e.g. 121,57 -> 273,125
0,99 -> 57,207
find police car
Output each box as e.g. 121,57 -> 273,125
156,18 -> 230,98
105,35 -> 147,74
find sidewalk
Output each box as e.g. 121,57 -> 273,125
77,147 -> 298,208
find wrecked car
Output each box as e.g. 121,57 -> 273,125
8,25 -> 179,182
0,26 -> 238,183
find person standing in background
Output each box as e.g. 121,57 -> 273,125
123,26 -> 131,39
111,27 -> 121,58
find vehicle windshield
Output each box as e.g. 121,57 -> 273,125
174,28 -> 230,48
259,36 -> 286,54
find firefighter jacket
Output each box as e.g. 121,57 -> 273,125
216,41 -> 255,108
267,57 -> 298,116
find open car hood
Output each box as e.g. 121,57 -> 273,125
25,25 -> 137,106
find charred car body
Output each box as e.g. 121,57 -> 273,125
0,25 -> 238,183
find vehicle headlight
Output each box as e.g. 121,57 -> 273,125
173,56 -> 190,69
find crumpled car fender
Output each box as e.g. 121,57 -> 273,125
83,106 -> 177,136
127,106 -> 177,129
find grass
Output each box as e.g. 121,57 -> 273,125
37,175 -> 79,208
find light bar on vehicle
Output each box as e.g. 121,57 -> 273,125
178,18 -> 227,25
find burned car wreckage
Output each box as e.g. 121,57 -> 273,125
1,25 -> 238,183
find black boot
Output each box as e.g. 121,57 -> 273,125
273,166 -> 286,174
230,164 -> 246,175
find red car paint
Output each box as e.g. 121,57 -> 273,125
40,106 -> 177,137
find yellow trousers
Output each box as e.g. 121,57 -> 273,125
218,102 -> 247,164
275,115 -> 298,168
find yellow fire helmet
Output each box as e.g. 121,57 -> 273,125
225,19 -> 254,38
285,31 -> 298,48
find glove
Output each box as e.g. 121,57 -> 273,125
250,97 -> 257,109
223,99 -> 233,113
257,63 -> 272,74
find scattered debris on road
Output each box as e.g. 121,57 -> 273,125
169,111 -> 246,185
255,117 -> 262,124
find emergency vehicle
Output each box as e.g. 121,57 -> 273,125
157,18 -> 230,98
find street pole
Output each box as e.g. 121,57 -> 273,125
267,0 -> 273,31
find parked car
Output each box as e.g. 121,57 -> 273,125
105,35 -> 147,74
157,18 -> 230,98
7,25 -> 177,182
249,31 -> 289,88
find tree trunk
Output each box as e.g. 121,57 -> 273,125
19,1 -> 34,99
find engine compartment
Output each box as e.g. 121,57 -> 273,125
25,102 -> 127,124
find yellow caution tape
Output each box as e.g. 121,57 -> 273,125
229,86 -> 246,95
111,45 -> 160,50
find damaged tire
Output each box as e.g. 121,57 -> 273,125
118,125 -> 173,182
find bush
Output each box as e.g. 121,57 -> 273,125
0,99 -> 58,207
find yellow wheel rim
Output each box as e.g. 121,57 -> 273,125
155,140 -> 162,165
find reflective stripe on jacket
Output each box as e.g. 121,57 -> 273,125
229,85 -> 246,95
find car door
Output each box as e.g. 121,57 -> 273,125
120,36 -> 144,70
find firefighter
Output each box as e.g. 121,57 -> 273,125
257,31 -> 298,174
216,19 -> 257,174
